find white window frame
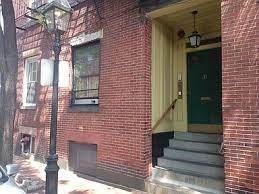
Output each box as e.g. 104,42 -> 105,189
23,57 -> 39,107
0,2 -> 3,30
20,134 -> 36,155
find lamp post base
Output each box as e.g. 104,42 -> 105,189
45,154 -> 59,194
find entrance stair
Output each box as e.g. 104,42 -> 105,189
146,132 -> 224,194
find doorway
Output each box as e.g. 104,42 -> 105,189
187,47 -> 222,133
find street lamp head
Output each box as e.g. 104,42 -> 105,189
42,0 -> 72,33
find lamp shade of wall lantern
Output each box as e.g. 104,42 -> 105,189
188,11 -> 201,48
42,0 -> 72,32
189,31 -> 201,48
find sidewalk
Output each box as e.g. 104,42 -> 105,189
14,156 -> 143,194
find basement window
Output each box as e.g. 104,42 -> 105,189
69,142 -> 97,177
72,41 -> 100,106
20,134 -> 35,155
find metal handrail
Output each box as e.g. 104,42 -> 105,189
152,99 -> 178,132
219,142 -> 224,155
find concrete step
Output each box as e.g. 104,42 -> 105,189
146,180 -> 205,194
157,157 -> 224,179
146,179 -> 223,194
169,139 -> 221,154
174,132 -> 223,144
132,190 -> 149,194
149,167 -> 224,194
164,148 -> 224,167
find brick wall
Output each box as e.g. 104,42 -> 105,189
13,0 -> 259,192
14,0 -> 152,186
221,0 -> 259,193
13,0 -> 27,18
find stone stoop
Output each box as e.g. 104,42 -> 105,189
146,181 -> 203,194
132,190 -> 149,194
146,132 -> 225,194
145,167 -> 224,194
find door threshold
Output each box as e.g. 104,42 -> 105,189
188,124 -> 223,134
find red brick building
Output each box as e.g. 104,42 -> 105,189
12,0 -> 259,193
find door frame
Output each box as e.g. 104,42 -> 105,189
186,43 -> 223,134
186,42 -> 221,53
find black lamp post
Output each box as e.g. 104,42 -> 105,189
41,1 -> 71,194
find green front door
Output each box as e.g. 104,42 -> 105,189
187,48 -> 222,125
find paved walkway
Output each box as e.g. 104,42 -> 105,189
14,156 -> 144,194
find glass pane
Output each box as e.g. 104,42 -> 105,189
26,82 -> 36,104
55,8 -> 70,31
33,62 -> 37,71
45,9 -> 54,31
190,36 -> 197,47
31,71 -> 37,82
27,63 -> 32,82
73,43 -> 100,99
74,76 -> 99,99
29,62 -> 33,74
27,61 -> 37,82
88,76 -> 99,89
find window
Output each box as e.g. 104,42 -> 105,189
72,41 -> 100,105
20,134 -> 35,154
23,58 -> 39,107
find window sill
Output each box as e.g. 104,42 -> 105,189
20,105 -> 37,110
69,104 -> 99,113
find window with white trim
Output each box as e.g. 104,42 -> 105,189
20,134 -> 35,154
23,58 -> 39,106
72,41 -> 100,105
